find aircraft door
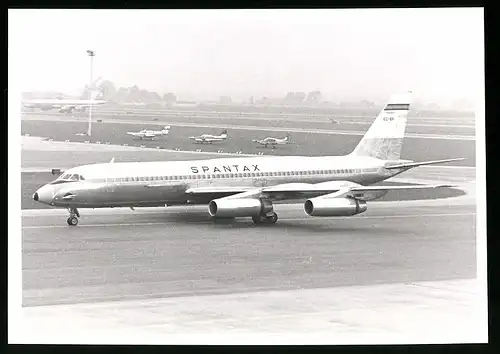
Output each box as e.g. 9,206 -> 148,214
104,177 -> 117,192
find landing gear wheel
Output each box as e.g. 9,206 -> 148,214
267,212 -> 278,224
252,212 -> 278,225
67,216 -> 78,226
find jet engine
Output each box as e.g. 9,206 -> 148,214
208,198 -> 273,218
304,197 -> 367,217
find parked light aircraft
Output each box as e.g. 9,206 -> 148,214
252,134 -> 291,148
189,130 -> 228,144
33,92 -> 463,226
126,126 -> 171,140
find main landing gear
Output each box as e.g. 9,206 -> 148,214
67,207 -> 80,226
252,212 -> 278,225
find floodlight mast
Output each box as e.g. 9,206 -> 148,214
86,50 -> 95,136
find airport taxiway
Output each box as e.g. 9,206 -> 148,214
22,202 -> 476,307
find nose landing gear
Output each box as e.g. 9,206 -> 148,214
67,207 -> 80,226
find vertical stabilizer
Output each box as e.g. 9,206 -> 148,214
350,92 -> 412,160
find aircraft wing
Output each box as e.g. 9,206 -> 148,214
185,186 -> 253,194
184,181 -> 456,201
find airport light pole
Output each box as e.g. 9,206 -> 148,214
86,49 -> 95,136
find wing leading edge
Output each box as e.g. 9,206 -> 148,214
185,182 -> 456,201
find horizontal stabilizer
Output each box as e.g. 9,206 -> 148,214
351,184 -> 456,191
385,158 -> 465,170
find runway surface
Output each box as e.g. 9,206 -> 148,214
22,201 -> 476,308
21,116 -> 476,165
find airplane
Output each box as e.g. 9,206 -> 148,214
252,134 -> 291,148
189,130 -> 228,144
22,79 -> 107,113
126,126 -> 171,140
32,92 -> 464,227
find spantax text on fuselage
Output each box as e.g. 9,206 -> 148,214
190,164 -> 261,174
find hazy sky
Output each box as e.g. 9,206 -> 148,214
9,8 -> 483,103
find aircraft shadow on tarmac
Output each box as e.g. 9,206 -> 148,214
127,210 -> 397,234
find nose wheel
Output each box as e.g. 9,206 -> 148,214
252,212 -> 278,225
67,208 -> 80,226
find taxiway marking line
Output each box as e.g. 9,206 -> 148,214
21,212 -> 475,229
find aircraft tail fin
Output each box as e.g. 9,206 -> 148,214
350,91 -> 412,160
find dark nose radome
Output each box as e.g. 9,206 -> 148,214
33,193 -> 39,201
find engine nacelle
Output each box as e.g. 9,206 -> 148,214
304,197 -> 367,217
208,198 -> 273,218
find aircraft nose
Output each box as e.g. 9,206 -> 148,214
33,185 -> 54,204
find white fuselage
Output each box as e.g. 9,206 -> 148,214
33,155 -> 402,208
254,137 -> 288,146
127,129 -> 168,139
190,134 -> 227,143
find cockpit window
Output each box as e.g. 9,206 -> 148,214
51,173 -> 84,184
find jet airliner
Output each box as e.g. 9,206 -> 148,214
33,92 -> 463,226
23,89 -> 107,113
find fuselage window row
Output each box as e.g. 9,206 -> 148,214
84,167 -> 378,183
